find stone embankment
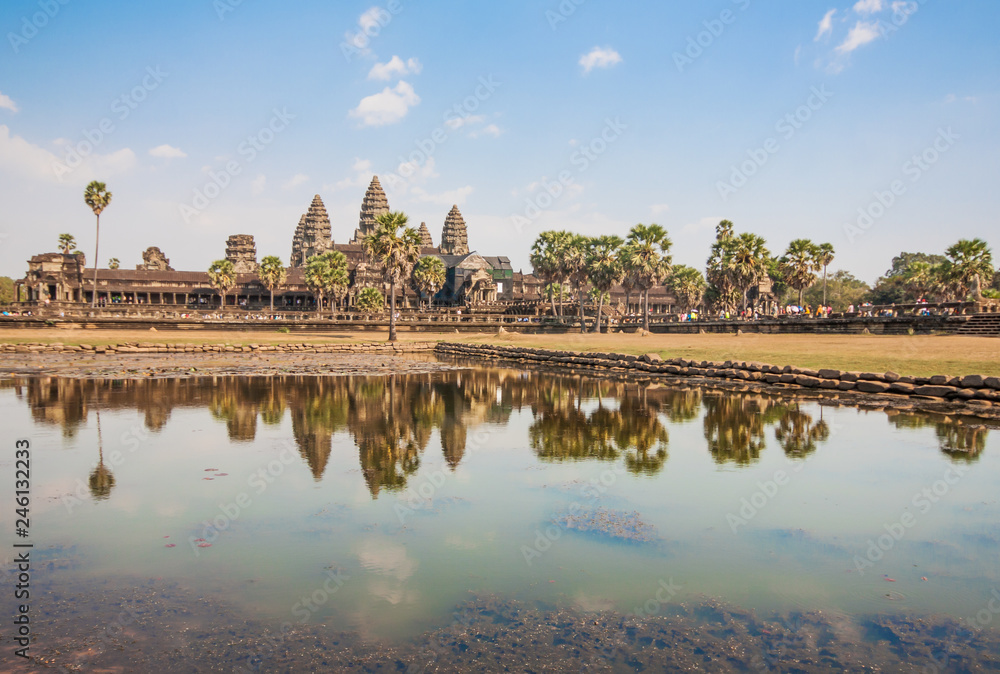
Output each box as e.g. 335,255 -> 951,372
0,341 -> 437,355
435,343 -> 1000,412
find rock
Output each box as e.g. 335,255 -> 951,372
150,327 -> 157,331
889,382 -> 915,394
856,381 -> 891,393
960,375 -> 985,388
953,388 -> 977,399
915,385 -> 957,397
642,353 -> 662,363
840,372 -> 859,382
837,381 -> 856,391
819,379 -> 840,389
858,372 -> 881,381
795,375 -> 822,388
818,369 -> 841,379
736,329 -> 743,336
883,371 -> 901,383
929,375 -> 951,385
779,373 -> 796,384
985,377 -> 1000,390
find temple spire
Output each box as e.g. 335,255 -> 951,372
351,176 -> 389,244
440,205 -> 469,256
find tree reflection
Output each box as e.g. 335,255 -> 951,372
88,411 -> 115,500
774,405 -> 830,460
936,422 -> 988,463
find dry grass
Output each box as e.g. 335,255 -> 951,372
1,327 -> 997,378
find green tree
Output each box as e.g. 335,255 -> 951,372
728,232 -> 770,313
869,251 -> 948,304
0,276 -> 15,304
667,264 -> 707,314
586,235 -> 624,333
83,181 -> 112,307
624,223 -> 672,331
107,258 -> 120,270
412,256 -> 446,309
257,255 -> 287,312
58,233 -> 78,254
356,287 -> 385,313
779,238 -> 820,307
801,270 -> 870,311
705,220 -> 739,314
816,242 -> 835,306
562,234 -> 590,333
530,230 -> 572,318
944,238 -> 994,300
304,251 -> 349,313
362,211 -> 422,342
207,259 -> 236,308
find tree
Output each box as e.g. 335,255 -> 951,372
779,239 -> 820,307
586,235 -> 624,334
362,211 -> 421,342
530,230 -> 572,319
869,251 -> 948,304
801,270 -> 870,311
258,255 -> 287,312
412,256 -> 446,309
902,260 -> 937,301
728,232 -> 769,313
83,181 -> 112,307
356,287 -> 385,313
304,251 -> 349,313
944,238 -> 994,300
58,233 -> 78,254
107,258 -> 120,270
207,259 -> 236,308
816,242 -> 835,307
562,234 -> 590,333
0,276 -> 15,304
705,220 -> 739,314
667,265 -> 707,314
624,224 -> 672,331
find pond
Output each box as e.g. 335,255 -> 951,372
3,365 -> 1000,671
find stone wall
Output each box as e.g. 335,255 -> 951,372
0,341 -> 436,355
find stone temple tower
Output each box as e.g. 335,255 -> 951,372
417,222 -> 434,248
350,176 -> 390,244
290,195 -> 333,267
225,234 -> 258,273
439,205 -> 469,256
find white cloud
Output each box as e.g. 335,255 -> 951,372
251,174 -> 266,195
349,81 -> 420,127
395,156 -> 439,186
283,173 -> 309,190
148,144 -> 186,158
853,0 -> 883,14
358,7 -> 386,34
579,46 -> 622,74
410,185 -> 473,206
650,204 -> 671,216
368,56 -> 422,81
469,124 -> 502,139
0,91 -> 18,113
330,157 -> 374,190
836,21 -> 881,53
0,125 -> 136,184
445,114 -> 485,131
815,9 -> 836,41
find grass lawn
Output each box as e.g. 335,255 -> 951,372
0,328 -> 997,378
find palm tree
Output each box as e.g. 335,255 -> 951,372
816,243 -> 835,307
705,220 -> 737,315
728,232 -> 770,314
58,233 -> 77,254
779,239 -> 820,308
84,181 -> 112,307
207,259 -> 236,308
903,260 -> 937,301
304,251 -> 349,314
586,235 -> 624,333
667,265 -> 707,315
257,255 -> 287,312
562,234 -> 590,333
530,231 -> 570,319
107,258 -> 120,270
624,224 -> 672,332
412,256 -> 446,309
362,211 -> 422,342
356,287 -> 385,313
88,411 -> 115,500
945,238 -> 994,300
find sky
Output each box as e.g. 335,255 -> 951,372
1,0 -> 997,284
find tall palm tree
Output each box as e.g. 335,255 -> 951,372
624,224 -> 672,332
816,242 -> 835,307
84,181 -> 112,307
562,234 -> 590,333
362,211 -> 421,342
728,232 -> 770,314
586,235 -> 624,333
945,238 -> 994,300
667,264 -> 707,314
903,260 -> 937,301
705,220 -> 737,314
257,255 -> 287,312
529,230 -> 572,319
412,256 -> 446,309
207,259 -> 236,308
304,251 -> 349,314
58,233 -> 77,254
779,239 -> 820,308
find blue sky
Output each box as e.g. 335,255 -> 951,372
1,0 -> 997,283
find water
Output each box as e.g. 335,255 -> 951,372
2,367 -> 999,669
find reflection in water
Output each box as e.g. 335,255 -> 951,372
10,370 -> 993,499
